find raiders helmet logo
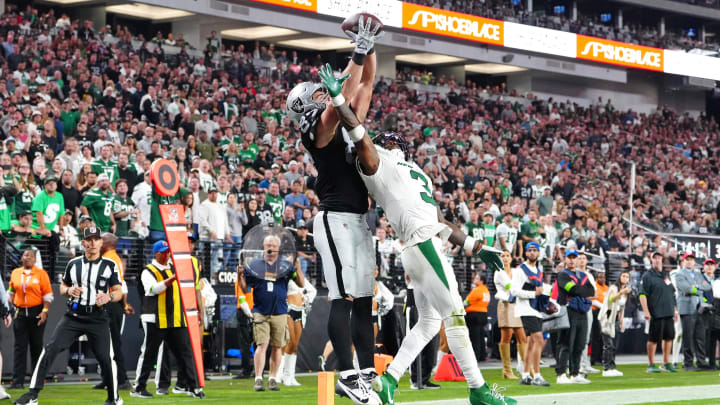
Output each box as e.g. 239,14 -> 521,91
290,97 -> 304,113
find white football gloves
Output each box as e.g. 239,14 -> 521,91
345,15 -> 384,55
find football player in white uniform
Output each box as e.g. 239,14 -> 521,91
285,16 -> 384,405
318,64 -> 515,405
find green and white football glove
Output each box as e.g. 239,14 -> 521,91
318,63 -> 350,98
475,245 -> 504,272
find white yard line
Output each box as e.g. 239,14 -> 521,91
398,384 -> 720,405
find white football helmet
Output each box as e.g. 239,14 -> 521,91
286,82 -> 328,124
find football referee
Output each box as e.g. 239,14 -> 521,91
14,226 -> 124,405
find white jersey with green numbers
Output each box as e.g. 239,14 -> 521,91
198,172 -> 214,192
358,145 -> 448,248
495,222 -> 519,251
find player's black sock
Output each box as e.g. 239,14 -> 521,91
351,296 -> 375,370
328,298 -> 354,371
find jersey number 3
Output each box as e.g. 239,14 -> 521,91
409,170 -> 436,206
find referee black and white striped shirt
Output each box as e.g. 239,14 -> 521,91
62,256 -> 120,307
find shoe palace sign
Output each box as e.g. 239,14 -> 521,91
248,0 -> 720,81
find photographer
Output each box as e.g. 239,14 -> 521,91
237,234 -> 304,392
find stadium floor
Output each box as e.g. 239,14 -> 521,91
5,361 -> 720,404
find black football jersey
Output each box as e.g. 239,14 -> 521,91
300,109 -> 368,214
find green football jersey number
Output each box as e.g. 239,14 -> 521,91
409,169 -> 436,206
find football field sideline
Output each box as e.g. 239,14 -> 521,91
398,384 -> 720,405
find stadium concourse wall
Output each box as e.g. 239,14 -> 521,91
133,0 -> 709,115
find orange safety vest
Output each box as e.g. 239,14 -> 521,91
9,266 -> 52,308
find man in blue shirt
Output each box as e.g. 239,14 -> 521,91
283,180 -> 310,222
238,234 -> 305,392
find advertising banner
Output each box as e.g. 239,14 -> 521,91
576,35 -> 664,72
401,2 -> 504,46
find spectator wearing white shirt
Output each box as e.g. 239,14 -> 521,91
199,186 -> 231,276
131,172 -> 152,237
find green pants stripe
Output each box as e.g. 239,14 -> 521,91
417,239 -> 450,290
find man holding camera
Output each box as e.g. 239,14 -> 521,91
237,234 -> 304,392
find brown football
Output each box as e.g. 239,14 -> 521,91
341,12 -> 384,37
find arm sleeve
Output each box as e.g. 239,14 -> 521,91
713,280 -> 720,299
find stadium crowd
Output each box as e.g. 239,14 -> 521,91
407,0 -> 719,51
0,3 -> 715,278
0,2 -> 717,400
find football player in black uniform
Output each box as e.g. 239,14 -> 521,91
286,16 -> 382,405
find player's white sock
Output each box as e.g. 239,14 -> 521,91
386,318 -> 440,383
522,372 -> 531,379
445,325 -> 485,388
353,351 -> 360,372
339,369 -> 357,379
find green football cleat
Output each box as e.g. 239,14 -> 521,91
371,373 -> 397,405
470,383 -> 517,405
647,364 -> 661,373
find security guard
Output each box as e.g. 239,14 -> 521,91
92,233 -> 133,390
131,240 -> 203,399
8,249 -> 53,390
14,226 -> 123,405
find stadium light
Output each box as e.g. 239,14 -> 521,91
395,53 -> 466,65
105,4 -> 194,20
221,26 -> 300,40
464,63 -> 527,74
277,37 -> 354,51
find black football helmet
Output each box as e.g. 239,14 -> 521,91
374,131 -> 409,160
